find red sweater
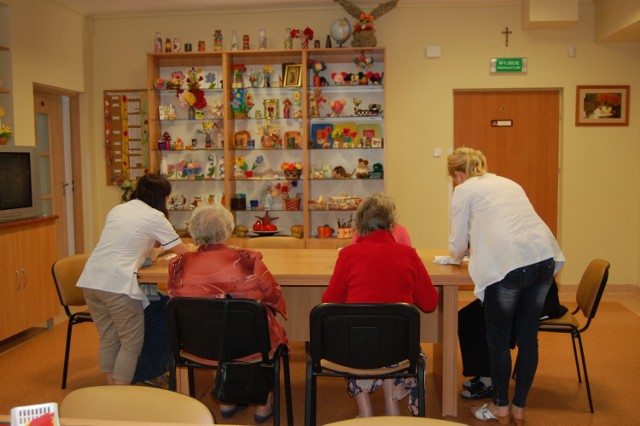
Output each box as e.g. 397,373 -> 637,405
322,230 -> 439,313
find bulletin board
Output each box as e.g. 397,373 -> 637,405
104,90 -> 149,186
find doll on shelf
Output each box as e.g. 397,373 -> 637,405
309,87 -> 327,118
283,98 -> 292,119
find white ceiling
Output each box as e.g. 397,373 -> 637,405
54,0 -> 517,17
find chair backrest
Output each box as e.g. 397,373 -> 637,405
165,297 -> 272,362
60,385 -> 214,423
244,236 -> 305,249
576,258 -> 610,319
309,303 -> 421,371
51,254 -> 91,317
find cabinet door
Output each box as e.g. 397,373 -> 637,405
0,228 -> 25,340
19,222 -> 59,329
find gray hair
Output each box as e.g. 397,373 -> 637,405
188,204 -> 235,245
354,193 -> 398,237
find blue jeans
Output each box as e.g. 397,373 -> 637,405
483,258 -> 555,408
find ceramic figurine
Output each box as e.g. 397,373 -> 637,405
206,154 -> 216,179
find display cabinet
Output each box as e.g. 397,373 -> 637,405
147,47 -> 385,246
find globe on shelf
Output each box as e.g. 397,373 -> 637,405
330,18 -> 352,48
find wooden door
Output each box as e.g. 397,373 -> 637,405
34,90 -> 84,256
453,90 -> 560,235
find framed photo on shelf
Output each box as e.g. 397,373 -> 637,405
283,64 -> 302,87
264,99 -> 279,119
576,85 -> 629,126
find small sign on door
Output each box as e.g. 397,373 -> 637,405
491,120 -> 513,127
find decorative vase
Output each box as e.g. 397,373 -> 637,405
231,31 -> 239,51
301,39 -> 309,49
284,28 -> 293,49
313,74 -> 321,87
0,136 -> 7,145
244,170 -> 253,178
213,30 -> 223,52
233,112 -> 248,119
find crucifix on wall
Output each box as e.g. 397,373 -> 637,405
502,26 -> 512,47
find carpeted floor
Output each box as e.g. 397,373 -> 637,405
1,301 -> 639,425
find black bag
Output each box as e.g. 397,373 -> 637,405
540,278 -> 569,320
210,299 -> 274,405
213,361 -> 274,405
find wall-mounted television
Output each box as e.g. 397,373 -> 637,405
0,145 -> 42,223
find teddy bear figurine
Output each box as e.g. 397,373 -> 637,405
329,99 -> 347,117
355,158 -> 370,179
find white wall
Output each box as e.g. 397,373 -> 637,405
6,1 -> 640,286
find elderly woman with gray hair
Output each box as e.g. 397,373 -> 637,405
167,204 -> 287,423
322,193 -> 438,418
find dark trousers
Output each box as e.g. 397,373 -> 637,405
484,258 -> 554,408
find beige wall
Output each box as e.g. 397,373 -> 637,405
5,1 -> 640,287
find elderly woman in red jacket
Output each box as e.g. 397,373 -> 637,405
167,204 -> 287,424
322,193 -> 438,418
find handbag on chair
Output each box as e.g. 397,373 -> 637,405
211,299 -> 274,405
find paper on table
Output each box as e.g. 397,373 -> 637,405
433,255 -> 469,264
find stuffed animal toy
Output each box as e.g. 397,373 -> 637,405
334,0 -> 398,47
331,72 -> 347,85
329,99 -> 347,117
355,158 -> 370,179
332,165 -> 354,179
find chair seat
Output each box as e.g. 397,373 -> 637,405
321,359 -> 411,376
180,349 -> 263,366
60,385 -> 214,423
540,311 -> 580,329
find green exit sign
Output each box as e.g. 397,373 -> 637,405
491,57 -> 528,73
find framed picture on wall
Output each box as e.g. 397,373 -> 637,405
575,85 -> 630,126
283,64 -> 302,87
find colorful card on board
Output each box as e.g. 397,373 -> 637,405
310,123 -> 334,149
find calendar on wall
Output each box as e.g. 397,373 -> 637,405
104,89 -> 149,186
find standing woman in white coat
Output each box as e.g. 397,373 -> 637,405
447,147 -> 565,425
77,173 -> 195,385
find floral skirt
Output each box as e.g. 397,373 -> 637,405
347,376 -> 419,416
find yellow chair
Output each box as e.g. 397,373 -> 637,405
244,236 -> 305,249
60,385 -> 214,423
539,258 -> 610,413
51,253 -> 92,389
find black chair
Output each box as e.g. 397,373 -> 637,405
165,297 -> 293,426
51,253 -> 93,389
305,303 -> 425,426
538,258 -> 610,413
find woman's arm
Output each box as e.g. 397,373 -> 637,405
412,254 -> 439,313
322,253 -> 348,303
449,189 -> 470,264
170,242 -> 197,254
254,256 -> 287,319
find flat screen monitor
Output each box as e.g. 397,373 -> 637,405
0,145 -> 42,223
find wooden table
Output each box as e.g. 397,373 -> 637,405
0,414 -> 217,426
137,248 -> 471,418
